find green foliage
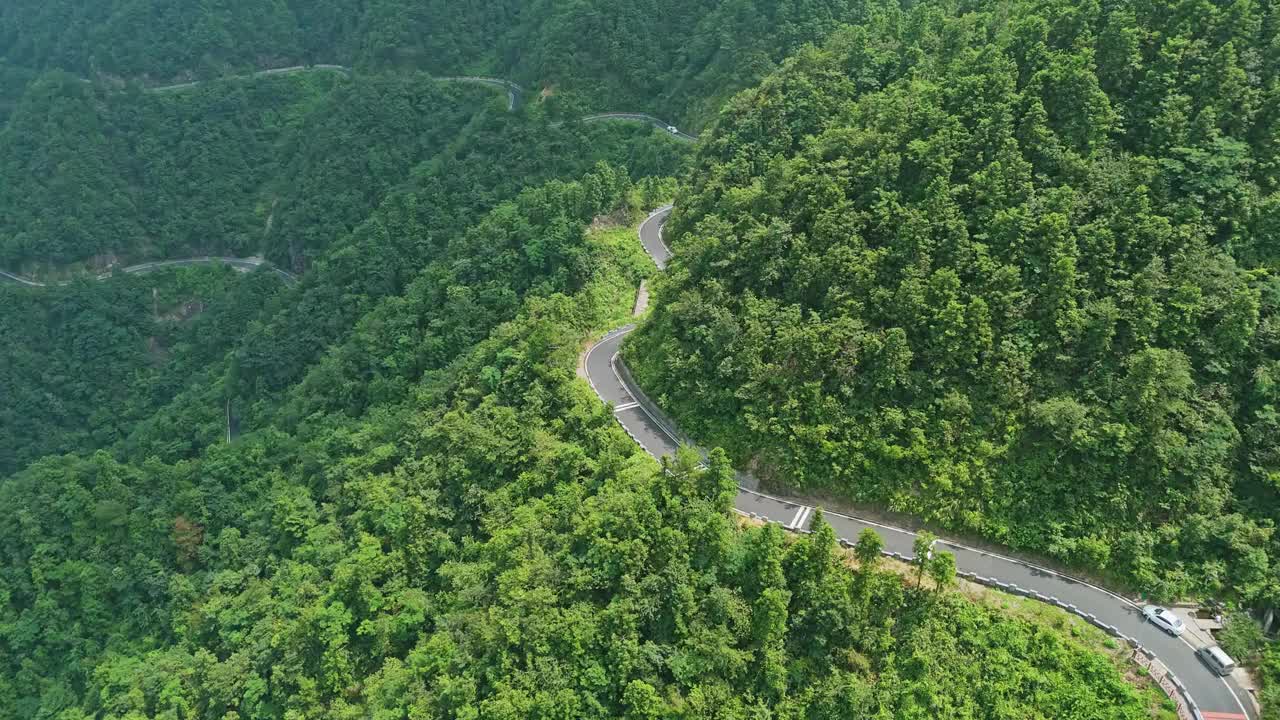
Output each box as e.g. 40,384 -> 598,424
0,62 -> 33,123
0,70 -> 494,268
913,531 -> 937,587
0,198 -> 1164,717
0,267 -> 286,476
0,0 -> 878,125
0,74 -> 140,267
0,70 -> 688,469
1219,611 -> 1267,666
854,526 -> 883,570
262,71 -> 497,271
0,2 -> 1250,716
629,0 -> 1280,603
0,0 -> 303,80
929,551 -> 957,593
1260,643 -> 1280,720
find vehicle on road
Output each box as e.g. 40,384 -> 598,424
666,125 -> 679,134
1196,645 -> 1237,676
1143,605 -> 1186,636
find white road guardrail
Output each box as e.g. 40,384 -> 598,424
581,207 -> 1251,720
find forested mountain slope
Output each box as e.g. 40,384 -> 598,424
0,0 -> 902,271
115,121 -> 686,465
0,0 -> 870,123
3,0 -> 1276,716
0,70 -> 500,269
1,104 -> 686,476
0,184 -> 1172,718
0,267 -> 288,477
628,0 -> 1280,605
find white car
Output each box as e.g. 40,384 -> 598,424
1196,644 -> 1237,676
1142,605 -> 1186,636
666,125 -> 679,134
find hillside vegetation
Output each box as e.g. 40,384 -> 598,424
1,107 -> 687,475
0,70 -> 498,269
0,267 -> 288,476
0,185 -> 1171,718
0,0 -> 914,271
0,0 -> 875,123
629,0 -> 1280,607
3,0 -> 1276,716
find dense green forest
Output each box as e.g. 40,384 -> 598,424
114,118 -> 688,465
0,267 -> 288,477
628,0 -> 1280,610
0,188 -> 1174,718
0,63 -> 33,122
0,69 -> 507,269
1,89 -> 687,472
0,0 -> 875,125
5,0 -> 1280,715
0,63 -> 702,271
0,0 -> 911,270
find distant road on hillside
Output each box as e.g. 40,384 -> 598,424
0,257 -> 296,288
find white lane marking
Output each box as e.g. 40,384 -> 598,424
590,208 -> 1253,718
606,349 -> 687,459
1223,677 -> 1251,718
582,324 -> 636,401
638,205 -> 674,268
613,401 -> 640,412
787,506 -> 805,529
787,506 -> 811,530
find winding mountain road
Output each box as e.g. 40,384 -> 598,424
5,72 -> 690,288
18,60 -> 1234,715
579,113 -> 698,141
78,65 -> 690,140
585,206 -> 1255,720
147,64 -> 351,92
0,257 -> 296,288
91,64 -> 518,112
435,76 -> 523,111
77,62 -> 696,140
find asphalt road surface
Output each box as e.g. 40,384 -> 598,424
146,64 -> 350,92
0,257 -> 296,287
580,113 -> 699,141
584,206 -> 1255,720
7,62 -> 1252,716
436,76 -> 522,111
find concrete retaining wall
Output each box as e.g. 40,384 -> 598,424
615,356 -> 702,451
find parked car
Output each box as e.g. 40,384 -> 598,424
1196,644 -> 1237,676
1142,605 -> 1186,636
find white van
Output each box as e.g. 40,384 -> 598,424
1196,645 -> 1237,676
